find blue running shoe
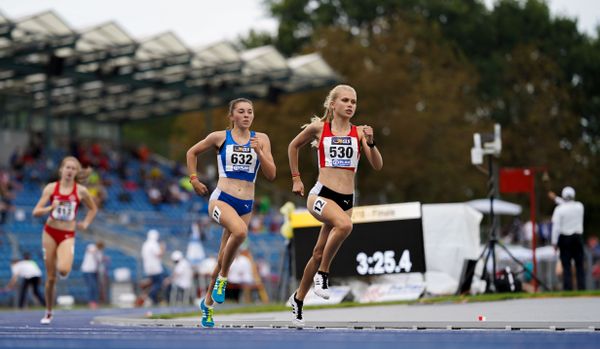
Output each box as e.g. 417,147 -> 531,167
212,276 -> 228,304
199,298 -> 214,328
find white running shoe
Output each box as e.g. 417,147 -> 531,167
288,293 -> 304,326
313,272 -> 330,300
40,313 -> 52,325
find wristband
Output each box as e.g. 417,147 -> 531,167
291,172 -> 300,178
189,174 -> 198,183
367,140 -> 376,148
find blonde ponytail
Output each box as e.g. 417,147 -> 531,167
300,85 -> 357,147
76,167 -> 92,184
302,84 -> 356,129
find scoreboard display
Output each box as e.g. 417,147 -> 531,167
291,202 -> 426,278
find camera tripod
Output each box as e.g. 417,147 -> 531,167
476,155 -> 549,292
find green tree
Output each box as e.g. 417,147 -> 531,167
237,29 -> 275,49
262,0 -> 600,231
245,18 -> 484,205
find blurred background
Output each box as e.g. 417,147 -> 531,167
0,0 -> 599,309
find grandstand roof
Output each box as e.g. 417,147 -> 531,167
0,10 -> 339,123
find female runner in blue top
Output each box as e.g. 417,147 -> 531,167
186,98 -> 276,327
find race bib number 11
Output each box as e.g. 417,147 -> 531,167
51,201 -> 76,221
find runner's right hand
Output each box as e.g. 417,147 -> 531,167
292,177 -> 304,197
191,180 -> 209,196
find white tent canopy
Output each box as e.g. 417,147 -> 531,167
465,198 -> 522,216
422,203 -> 483,292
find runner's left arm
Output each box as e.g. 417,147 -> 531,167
360,125 -> 383,170
77,186 -> 98,230
251,132 -> 276,181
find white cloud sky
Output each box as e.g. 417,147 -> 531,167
0,0 -> 278,48
1,0 -> 598,49
483,0 -> 599,36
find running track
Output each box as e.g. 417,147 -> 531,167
0,308 -> 598,349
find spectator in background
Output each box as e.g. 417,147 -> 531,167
26,132 -> 43,161
586,236 -> 600,290
137,144 -> 150,163
141,229 -> 165,305
588,236 -> 600,263
146,185 -> 163,209
551,186 -> 585,291
0,170 -> 16,225
148,163 -> 164,182
96,241 -> 109,304
117,156 -> 136,203
166,179 -> 188,203
80,243 -> 100,309
0,193 -> 8,229
256,195 -> 271,215
90,143 -> 110,171
167,250 -> 194,304
0,200 -> 6,240
170,163 -> 186,179
249,215 -> 264,234
227,250 -> 255,303
9,148 -> 25,181
186,220 -> 207,267
537,216 -> 553,246
521,220 -> 539,248
229,248 -> 269,304
268,213 -> 284,234
87,170 -> 107,209
256,255 -> 271,282
146,164 -> 165,209
520,261 -> 536,293
77,143 -> 92,168
4,252 -> 45,308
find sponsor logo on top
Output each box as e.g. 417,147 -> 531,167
233,146 -> 251,153
232,165 -> 251,171
331,137 -> 351,145
331,159 -> 351,167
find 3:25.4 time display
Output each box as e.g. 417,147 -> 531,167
356,250 -> 412,275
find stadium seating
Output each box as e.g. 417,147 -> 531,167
0,151 -> 286,306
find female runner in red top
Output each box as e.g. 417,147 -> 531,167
287,84 -> 383,325
33,156 -> 98,324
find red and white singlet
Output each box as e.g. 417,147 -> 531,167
317,122 -> 361,172
49,182 -> 80,222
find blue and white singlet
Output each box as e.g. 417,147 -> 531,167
217,130 -> 261,183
